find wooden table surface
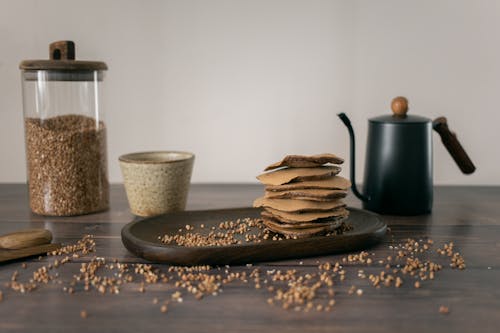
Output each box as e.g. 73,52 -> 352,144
0,184 -> 498,333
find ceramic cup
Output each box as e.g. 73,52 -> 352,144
119,151 -> 195,217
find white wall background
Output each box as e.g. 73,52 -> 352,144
0,0 -> 498,184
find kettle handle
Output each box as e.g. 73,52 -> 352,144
337,113 -> 370,202
432,117 -> 476,174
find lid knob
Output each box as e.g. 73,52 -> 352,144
49,41 -> 75,60
391,96 -> 408,118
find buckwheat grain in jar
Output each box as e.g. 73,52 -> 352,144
19,41 -> 109,216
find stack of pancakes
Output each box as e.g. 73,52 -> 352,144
253,154 -> 351,238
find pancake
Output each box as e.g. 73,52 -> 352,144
265,176 -> 351,192
256,166 -> 341,186
263,207 -> 349,223
264,154 -> 344,171
262,219 -> 342,238
264,188 -> 347,201
253,197 -> 345,213
261,210 -> 347,228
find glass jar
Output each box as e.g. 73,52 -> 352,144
19,41 -> 109,216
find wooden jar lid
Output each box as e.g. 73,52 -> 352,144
19,41 -> 107,71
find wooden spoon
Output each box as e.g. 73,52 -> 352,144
0,229 -> 61,263
0,229 -> 53,250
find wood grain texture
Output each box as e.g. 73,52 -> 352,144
0,243 -> 60,262
0,228 -> 52,250
433,117 -> 476,174
0,184 -> 499,333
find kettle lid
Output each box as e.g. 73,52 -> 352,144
369,97 -> 430,124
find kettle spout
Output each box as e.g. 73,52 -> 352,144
337,113 -> 370,202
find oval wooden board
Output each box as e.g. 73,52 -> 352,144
121,207 -> 386,265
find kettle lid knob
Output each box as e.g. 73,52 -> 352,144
391,96 -> 409,117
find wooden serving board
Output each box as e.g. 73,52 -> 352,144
121,207 -> 386,265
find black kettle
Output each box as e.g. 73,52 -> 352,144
338,96 -> 475,215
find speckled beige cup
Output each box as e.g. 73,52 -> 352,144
119,151 -> 195,217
